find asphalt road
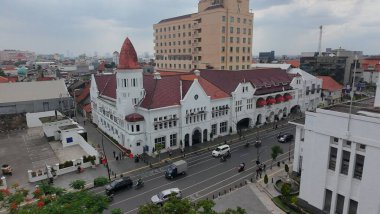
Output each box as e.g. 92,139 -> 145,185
90,123 -> 296,214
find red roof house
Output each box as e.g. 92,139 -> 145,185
317,76 -> 343,92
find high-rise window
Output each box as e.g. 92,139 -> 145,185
340,150 -> 350,175
230,16 -> 234,22
348,199 -> 358,214
353,154 -> 365,180
237,17 -> 240,23
222,16 -> 226,22
230,37 -> 233,43
221,56 -> 225,63
336,194 -> 345,214
323,189 -> 332,213
230,27 -> 234,33
222,26 -> 226,33
328,147 -> 338,170
222,36 -> 225,43
237,28 -> 240,34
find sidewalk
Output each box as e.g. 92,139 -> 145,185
45,114 -> 303,191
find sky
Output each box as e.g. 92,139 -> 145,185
0,0 -> 379,57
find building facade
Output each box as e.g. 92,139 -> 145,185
291,80 -> 380,213
317,76 -> 343,107
0,50 -> 36,62
91,37 -> 320,156
153,0 -> 254,72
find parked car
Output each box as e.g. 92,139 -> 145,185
105,177 -> 133,195
151,188 -> 182,205
277,133 -> 294,143
212,145 -> 231,157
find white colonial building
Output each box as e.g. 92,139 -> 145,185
90,38 -> 320,156
290,78 -> 380,214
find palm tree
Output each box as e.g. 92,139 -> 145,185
271,145 -> 283,169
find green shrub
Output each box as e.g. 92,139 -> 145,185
94,177 -> 109,187
111,208 -> 123,214
70,180 -> 86,190
63,160 -> 74,168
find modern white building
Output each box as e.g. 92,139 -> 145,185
288,68 -> 322,111
91,37 -> 317,156
291,78 -> 380,213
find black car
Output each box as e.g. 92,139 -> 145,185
277,133 -> 294,143
105,177 -> 133,195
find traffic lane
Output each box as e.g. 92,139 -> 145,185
107,140 -> 270,212
108,146 -> 295,214
105,124 -> 296,212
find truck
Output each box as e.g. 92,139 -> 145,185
165,160 -> 187,179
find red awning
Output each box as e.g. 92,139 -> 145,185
284,94 -> 292,101
256,99 -> 267,107
266,97 -> 276,105
276,95 -> 285,103
125,113 -> 144,122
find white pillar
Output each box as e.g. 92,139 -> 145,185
0,176 -> 7,189
374,75 -> 380,107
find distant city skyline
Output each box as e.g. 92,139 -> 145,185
0,0 -> 379,57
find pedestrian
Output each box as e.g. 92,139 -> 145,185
113,151 -> 116,158
263,164 -> 266,171
116,156 -> 119,161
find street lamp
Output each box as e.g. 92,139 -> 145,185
101,135 -> 111,181
254,137 -> 262,165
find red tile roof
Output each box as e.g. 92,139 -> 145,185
118,37 -> 140,70
94,69 -> 294,109
361,59 -> 380,71
199,69 -> 293,95
0,76 -> 17,83
76,84 -> 90,103
94,75 -> 116,99
82,103 -> 92,113
316,76 -> 343,92
284,59 -> 300,68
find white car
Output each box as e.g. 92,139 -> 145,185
151,188 -> 182,205
212,145 -> 230,157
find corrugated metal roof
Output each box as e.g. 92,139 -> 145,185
0,80 -> 70,103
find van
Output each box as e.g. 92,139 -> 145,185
212,145 -> 230,157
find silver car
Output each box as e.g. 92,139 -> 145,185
151,188 -> 182,205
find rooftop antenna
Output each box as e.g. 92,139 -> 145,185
318,25 -> 323,56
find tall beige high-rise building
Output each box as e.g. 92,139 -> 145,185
153,0 -> 254,72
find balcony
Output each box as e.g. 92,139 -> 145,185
192,23 -> 201,30
193,32 -> 201,38
192,42 -> 200,47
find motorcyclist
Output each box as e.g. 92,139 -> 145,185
137,178 -> 143,186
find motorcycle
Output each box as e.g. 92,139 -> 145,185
245,142 -> 250,148
238,163 -> 245,172
135,179 -> 144,189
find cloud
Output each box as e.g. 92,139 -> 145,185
0,0 -> 378,56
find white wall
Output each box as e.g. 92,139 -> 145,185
26,111 -> 63,128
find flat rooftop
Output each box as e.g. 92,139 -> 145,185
323,97 -> 380,116
39,115 -> 68,123
59,124 -> 78,130
289,117 -> 306,125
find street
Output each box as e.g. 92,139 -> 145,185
91,123 -> 296,213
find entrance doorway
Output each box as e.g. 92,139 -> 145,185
184,134 -> 190,147
192,129 -> 201,145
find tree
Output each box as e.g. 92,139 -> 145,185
69,179 -> 86,190
281,183 -> 291,202
155,143 -> 164,162
138,197 -> 245,214
17,190 -> 109,214
271,146 -> 283,169
264,174 -> 268,187
0,68 -> 5,76
111,208 -> 123,214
